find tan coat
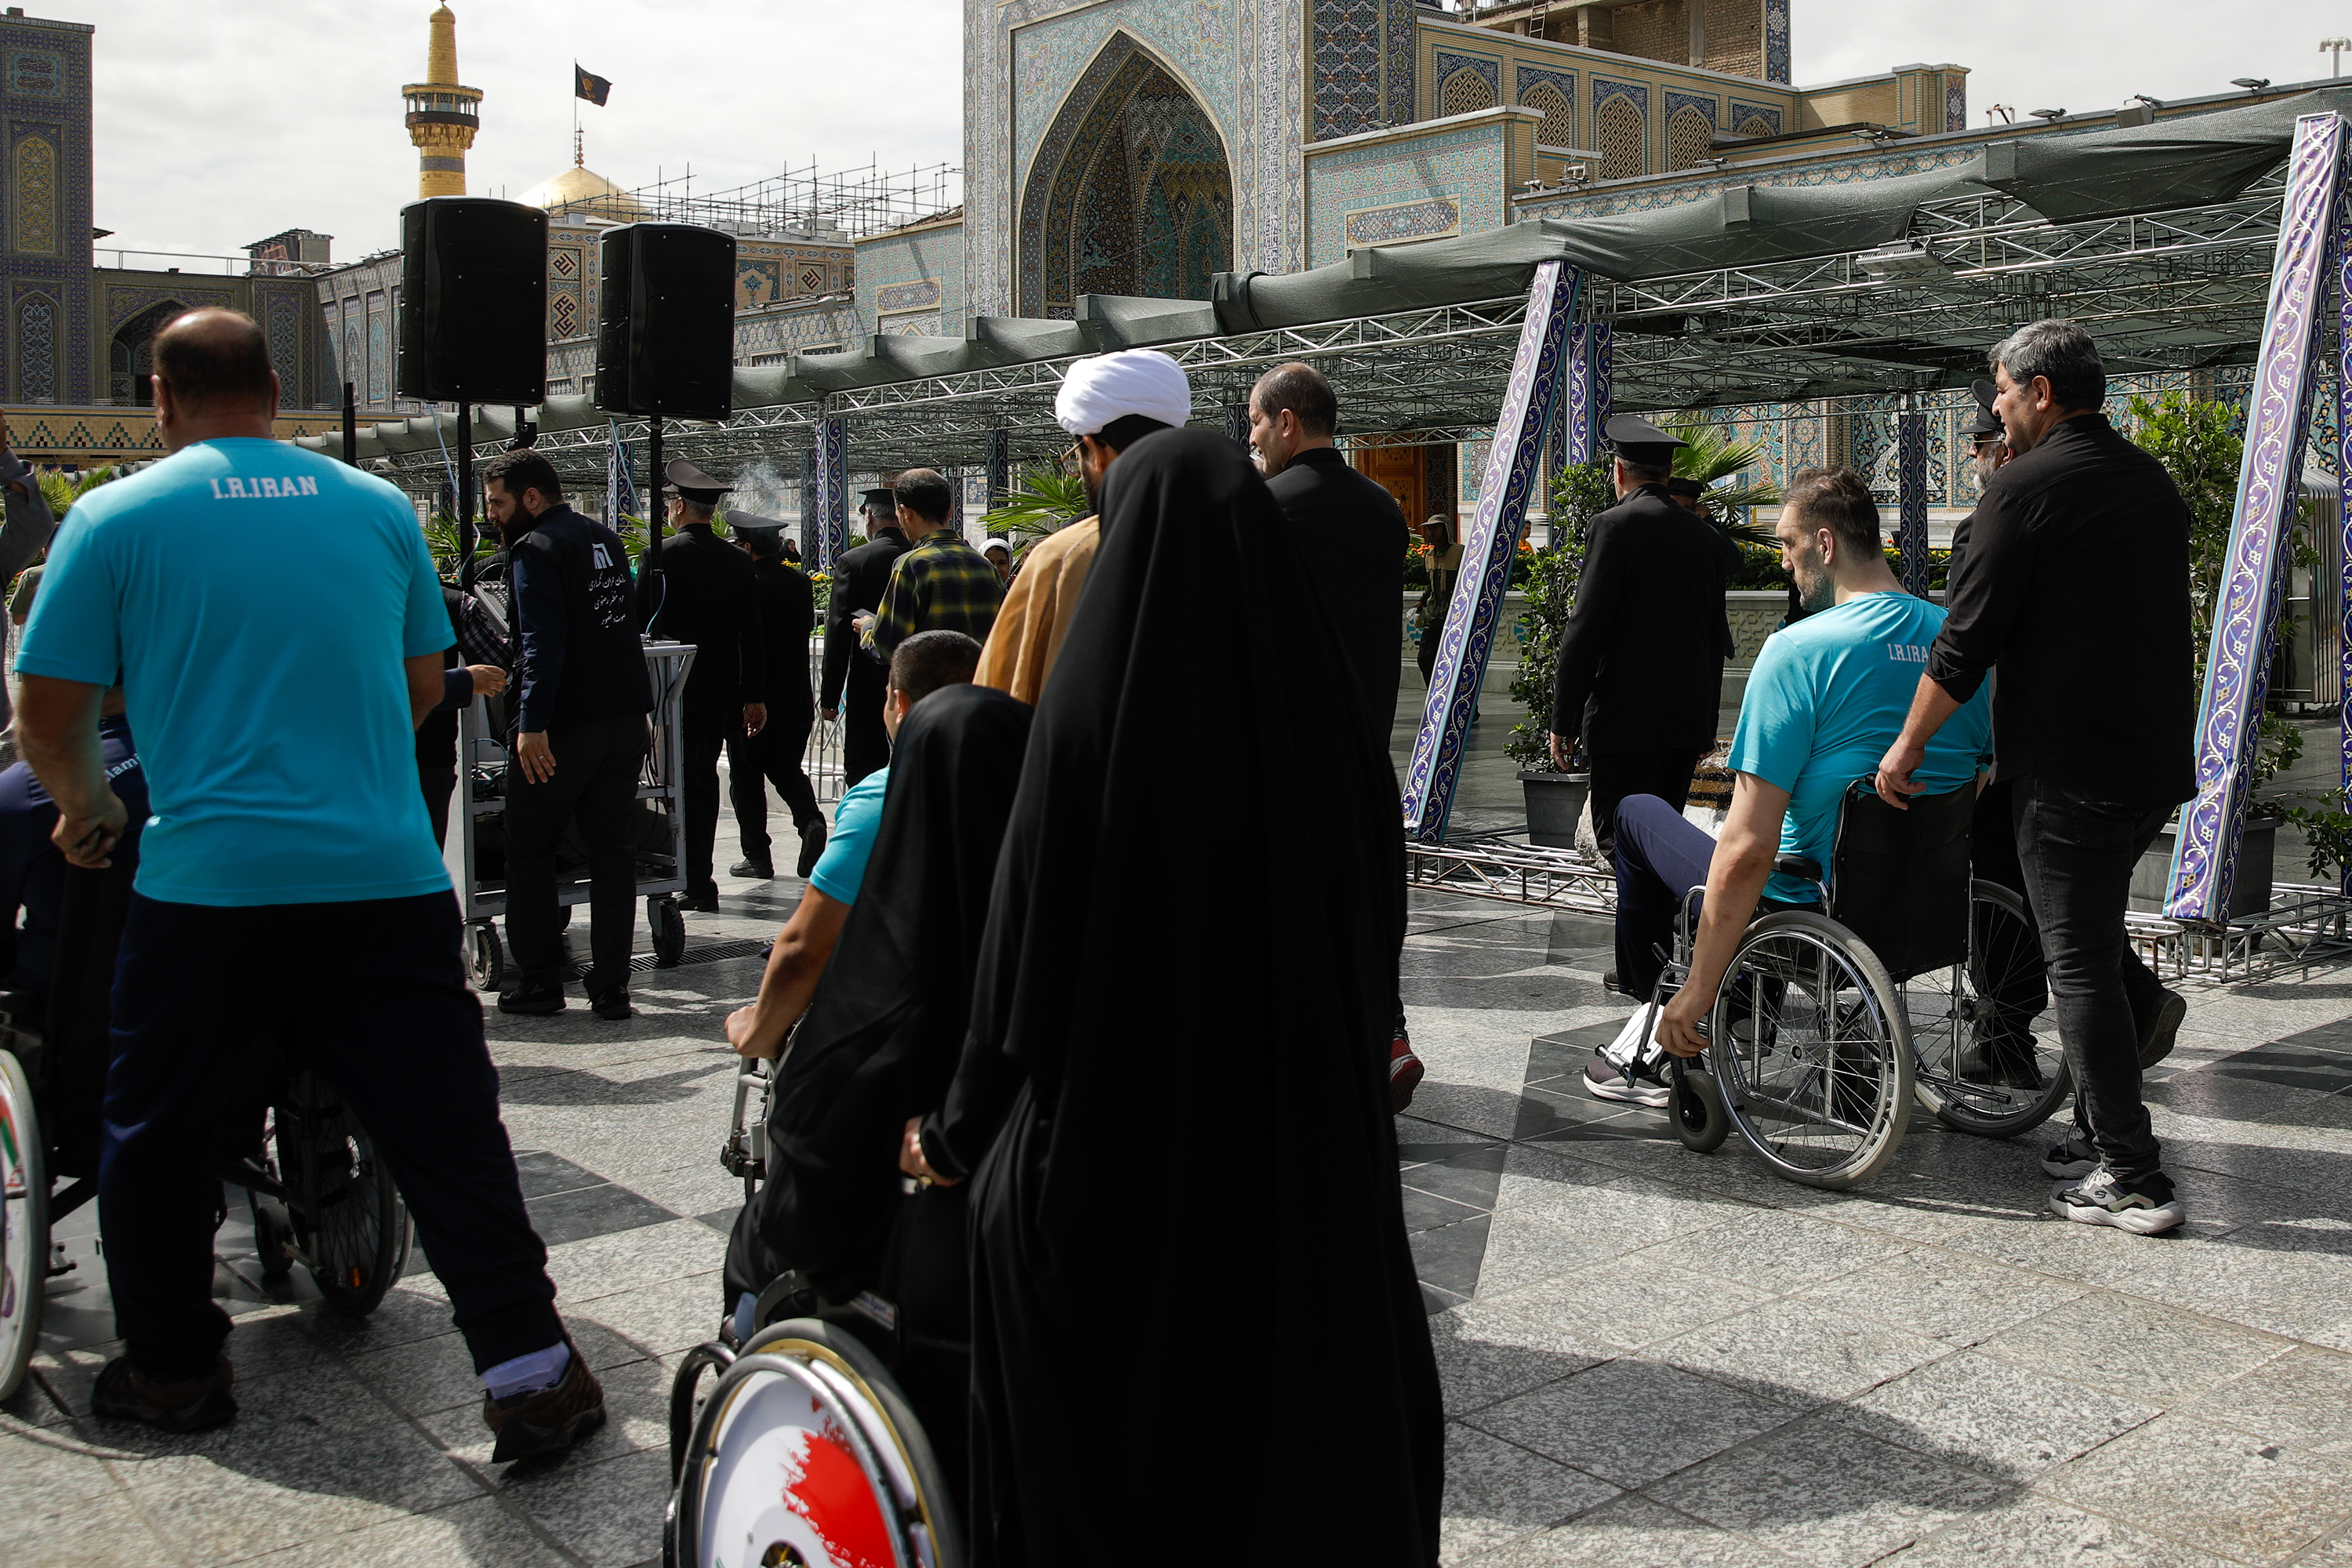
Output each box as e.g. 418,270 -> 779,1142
974,517 -> 1101,706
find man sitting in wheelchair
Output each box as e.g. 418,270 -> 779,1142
1584,466 -> 1991,1105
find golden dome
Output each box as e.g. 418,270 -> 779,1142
517,165 -> 650,221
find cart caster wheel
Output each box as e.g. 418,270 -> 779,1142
650,896 -> 686,968
1671,1065 -> 1731,1153
249,1193 -> 294,1279
466,922 -> 503,993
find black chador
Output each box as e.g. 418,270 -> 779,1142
821,489 -> 909,786
919,428 -> 1444,1566
724,682 -> 1033,1507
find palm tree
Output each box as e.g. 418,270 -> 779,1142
979,463 -> 1088,550
1661,416 -> 1782,547
38,466 -> 117,520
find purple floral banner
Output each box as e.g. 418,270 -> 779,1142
812,416 -> 850,573
1401,260 -> 1581,840
2340,174 -> 2352,896
2169,113 -> 2347,920
1896,401 -> 1929,595
1564,325 -> 1595,465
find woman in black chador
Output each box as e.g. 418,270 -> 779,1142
907,427 -> 1444,1566
722,679 -> 1034,1502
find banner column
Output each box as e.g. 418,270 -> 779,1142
812,415 -> 850,575
1896,397 -> 1929,595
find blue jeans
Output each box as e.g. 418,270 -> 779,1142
1612,794 -> 1720,1000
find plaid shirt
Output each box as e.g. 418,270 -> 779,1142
862,528 -> 1004,660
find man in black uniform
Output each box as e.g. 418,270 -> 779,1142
1248,361 -> 1425,1110
725,520 -> 827,880
820,487 -> 909,787
638,459 -> 767,913
485,449 -> 655,1021
1548,414 -> 1740,864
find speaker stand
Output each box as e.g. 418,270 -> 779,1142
456,402 -> 477,593
646,415 -> 665,574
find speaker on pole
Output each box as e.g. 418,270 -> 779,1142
594,223 -> 735,422
396,197 -> 548,405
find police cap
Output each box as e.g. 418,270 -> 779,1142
663,458 -> 733,505
1965,378 -> 2004,441
1664,476 -> 1707,499
860,487 -> 898,514
1603,412 -> 1686,469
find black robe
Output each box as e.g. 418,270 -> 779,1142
723,682 -> 1034,1494
922,427 -> 1443,1566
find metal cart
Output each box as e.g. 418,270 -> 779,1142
446,639 -> 699,993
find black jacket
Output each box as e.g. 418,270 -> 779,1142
750,556 -> 817,724
1928,413 -> 2194,804
1551,482 -> 1740,754
508,504 -> 652,734
820,527 -> 909,708
1265,446 -> 1410,747
637,524 -> 764,715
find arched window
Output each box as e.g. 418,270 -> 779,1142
17,292 -> 53,402
1441,67 -> 1497,117
1737,114 -> 1777,140
1666,104 -> 1717,170
1521,82 -> 1573,147
110,299 -> 182,405
1596,94 -> 1646,180
13,135 -> 54,254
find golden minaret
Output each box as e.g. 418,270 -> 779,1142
402,5 -> 482,198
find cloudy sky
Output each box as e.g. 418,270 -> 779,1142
69,0 -> 2352,262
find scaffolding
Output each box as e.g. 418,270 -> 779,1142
559,158 -> 961,241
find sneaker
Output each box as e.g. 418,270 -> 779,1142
2139,988 -> 2187,1069
497,981 -> 565,1017
729,856 -> 775,880
590,988 -> 632,1022
796,820 -> 829,880
481,1346 -> 607,1465
2050,1167 -> 2186,1235
1388,1031 -> 1425,1113
1584,1007 -> 1670,1108
91,1354 -> 236,1432
2041,1133 -> 2098,1179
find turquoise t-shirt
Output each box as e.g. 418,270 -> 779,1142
808,767 -> 888,904
1728,591 -> 1993,904
16,438 -> 452,906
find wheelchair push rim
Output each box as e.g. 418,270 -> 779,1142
670,1346 -> 949,1568
1708,911 -> 1914,1189
1905,880 -> 2072,1139
0,1046 -> 42,1402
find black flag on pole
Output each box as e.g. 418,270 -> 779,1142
575,65 -> 612,106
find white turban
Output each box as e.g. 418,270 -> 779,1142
1054,349 -> 1192,437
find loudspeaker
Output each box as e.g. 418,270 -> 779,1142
397,198 -> 547,405
596,223 -> 736,421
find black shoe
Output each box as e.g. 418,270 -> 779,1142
796,820 -> 829,880
2139,989 -> 2187,1069
590,988 -> 631,1021
1958,1036 -> 2045,1090
681,885 -> 720,913
729,856 -> 774,880
497,981 -> 565,1016
481,1345 -> 607,1465
92,1354 -> 237,1432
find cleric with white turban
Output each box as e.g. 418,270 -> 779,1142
1053,348 -> 1192,437
971,350 -> 1194,704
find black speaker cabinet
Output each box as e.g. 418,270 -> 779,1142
396,198 -> 548,405
596,223 -> 736,421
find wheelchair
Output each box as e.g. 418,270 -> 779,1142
1654,779 -> 2064,1189
0,855 -> 410,1403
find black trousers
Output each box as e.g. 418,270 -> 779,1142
840,659 -> 891,788
504,714 -> 645,993
1589,745 -> 1707,864
728,710 -> 820,863
100,891 -> 561,1381
2010,779 -> 2172,1180
420,761 -> 456,851
680,707 -> 731,898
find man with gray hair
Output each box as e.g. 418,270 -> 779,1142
1876,318 -> 2193,1236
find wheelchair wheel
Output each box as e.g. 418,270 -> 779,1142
270,1070 -> 412,1316
1907,881 -> 2071,1139
0,1047 -> 44,1402
1668,1060 -> 1730,1153
1708,910 -> 1913,1189
667,1324 -> 961,1568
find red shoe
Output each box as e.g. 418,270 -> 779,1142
1389,1031 -> 1425,1113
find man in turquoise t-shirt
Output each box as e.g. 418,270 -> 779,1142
14,310 -> 600,1460
1582,467 -> 1991,1107
724,630 -> 985,1060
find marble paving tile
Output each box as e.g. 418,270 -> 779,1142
2106,1232 -> 2352,1340
572,1270 -> 731,1360
347,1316 -> 644,1421
419,1352 -> 676,1470
1648,1414 -> 2016,1567
1644,1209 -> 1913,1296
1464,1207 -> 1642,1299
1883,1494 -> 2241,1567
1,1479 -> 181,1568
1427,1301 -> 1613,1418
494,1443 -> 673,1567
2179,1345 -> 2352,1456
1487,1255 -> 1776,1354
1439,1422 -> 1621,1565
1642,1296 -> 1952,1411
1827,1351 -> 2160,1481
2038,1413 -> 2352,1562
539,1218 -> 727,1305
1466,1356 -> 1804,1488
238,1494 -> 571,1568
1416,1215 -> 1495,1299
1786,1249 -> 2086,1345
1973,1294 -> 2296,1406
1472,1490 -> 1806,1566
